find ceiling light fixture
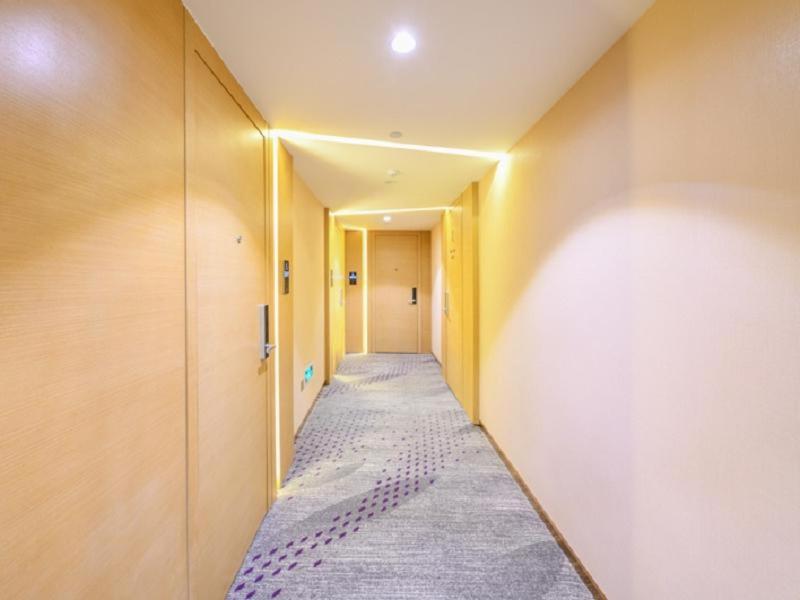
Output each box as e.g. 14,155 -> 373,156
272,129 -> 506,161
389,131 -> 403,139
391,31 -> 416,54
383,215 -> 392,223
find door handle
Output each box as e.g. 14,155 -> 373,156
259,304 -> 274,359
410,287 -> 417,305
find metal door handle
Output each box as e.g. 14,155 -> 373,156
410,287 -> 417,305
259,304 -> 274,359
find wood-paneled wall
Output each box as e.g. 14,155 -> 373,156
461,184 -> 480,423
326,216 -> 347,377
420,231 -> 433,354
275,141 -> 295,481
345,230 -> 365,353
184,14 -> 273,600
443,184 -> 479,423
291,172 -> 326,432
0,2 -> 288,597
0,1 -> 188,597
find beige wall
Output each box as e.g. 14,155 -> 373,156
292,172 -> 325,433
478,0 -> 800,598
431,222 -> 443,362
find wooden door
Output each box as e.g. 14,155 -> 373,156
186,19 -> 270,600
372,232 -> 420,353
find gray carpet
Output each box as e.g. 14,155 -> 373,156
227,353 -> 592,600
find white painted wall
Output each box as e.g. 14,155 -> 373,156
478,0 -> 800,598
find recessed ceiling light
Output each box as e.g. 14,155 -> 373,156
391,31 -> 416,54
389,131 -> 403,139
383,215 -> 392,223
387,169 -> 399,177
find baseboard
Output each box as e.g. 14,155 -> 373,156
478,425 -> 607,600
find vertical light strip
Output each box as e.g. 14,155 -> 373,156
271,135 -> 281,487
361,229 -> 368,354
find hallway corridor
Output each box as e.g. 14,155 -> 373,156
4,1 -> 798,597
228,355 -> 591,600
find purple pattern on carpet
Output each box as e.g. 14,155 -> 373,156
228,357 -> 479,599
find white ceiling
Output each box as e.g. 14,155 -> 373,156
280,135 -> 494,213
184,0 -> 653,227
336,210 -> 446,232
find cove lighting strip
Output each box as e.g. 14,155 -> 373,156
272,129 -> 506,161
332,206 -> 451,217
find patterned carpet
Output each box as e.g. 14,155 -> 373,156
227,354 -> 592,600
